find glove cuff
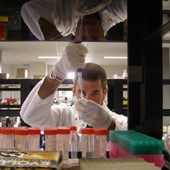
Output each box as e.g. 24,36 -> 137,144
51,64 -> 66,80
103,115 -> 113,129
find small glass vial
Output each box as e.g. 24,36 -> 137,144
1,127 -> 15,149
27,127 -> 41,151
94,127 -> 107,158
15,127 -> 28,150
44,127 -> 58,151
69,126 -> 77,159
81,128 -> 94,158
57,127 -> 70,160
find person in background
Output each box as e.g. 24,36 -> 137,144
21,0 -> 127,41
20,43 -> 127,140
63,97 -> 68,103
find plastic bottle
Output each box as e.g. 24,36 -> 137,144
5,117 -> 11,127
81,128 -> 94,158
15,127 -> 29,150
27,127 -> 41,151
57,127 -> 70,160
94,127 -> 107,158
69,126 -> 77,158
1,127 -> 15,149
44,127 -> 58,151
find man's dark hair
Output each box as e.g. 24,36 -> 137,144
74,62 -> 107,90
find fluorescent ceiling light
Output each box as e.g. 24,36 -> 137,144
103,56 -> 127,59
37,56 -> 61,59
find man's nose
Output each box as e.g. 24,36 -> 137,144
82,25 -> 94,38
83,93 -> 91,100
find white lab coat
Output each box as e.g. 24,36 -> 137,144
21,0 -> 127,40
20,78 -> 127,132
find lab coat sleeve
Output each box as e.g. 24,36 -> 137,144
20,78 -> 75,131
104,104 -> 127,130
21,0 -> 50,40
21,0 -> 77,40
99,0 -> 127,35
111,112 -> 128,130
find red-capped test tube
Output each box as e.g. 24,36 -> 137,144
57,127 -> 70,160
70,126 -> 77,158
44,127 -> 58,151
27,127 -> 41,151
81,128 -> 94,158
1,127 -> 15,149
94,127 -> 107,158
15,127 -> 29,150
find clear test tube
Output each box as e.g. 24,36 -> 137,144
1,127 -> 15,149
27,127 -> 41,151
81,128 -> 94,158
44,127 -> 58,151
94,127 -> 107,158
69,126 -> 77,159
15,127 -> 29,150
57,127 -> 70,160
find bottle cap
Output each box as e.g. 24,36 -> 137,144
58,127 -> 70,134
81,128 -> 94,134
28,127 -> 41,135
15,128 -> 29,135
70,126 -> 77,131
44,127 -> 58,135
1,127 -> 15,134
94,128 -> 107,135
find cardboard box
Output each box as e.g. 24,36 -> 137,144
0,150 -> 62,170
16,68 -> 28,78
33,75 -> 45,79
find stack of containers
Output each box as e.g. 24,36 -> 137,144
57,127 -> 70,160
27,127 -> 41,151
1,127 -> 15,149
44,127 -> 58,151
109,130 -> 165,168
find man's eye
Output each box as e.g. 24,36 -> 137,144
92,92 -> 100,96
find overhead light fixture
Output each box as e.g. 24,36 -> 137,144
103,56 -> 127,59
36,56 -> 61,59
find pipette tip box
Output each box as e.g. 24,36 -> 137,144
109,130 -> 164,168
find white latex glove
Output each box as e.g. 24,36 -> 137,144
52,44 -> 88,80
74,98 -> 113,128
75,0 -> 112,15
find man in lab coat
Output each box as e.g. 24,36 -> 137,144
21,0 -> 127,41
20,43 -> 127,141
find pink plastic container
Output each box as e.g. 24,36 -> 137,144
109,141 -> 165,168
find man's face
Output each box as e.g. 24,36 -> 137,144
74,79 -> 108,105
75,14 -> 105,41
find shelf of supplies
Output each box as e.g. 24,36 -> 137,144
0,110 -> 20,117
107,79 -> 127,116
0,79 -> 40,122
0,105 -> 21,108
0,88 -> 21,91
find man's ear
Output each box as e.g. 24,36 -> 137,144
104,86 -> 108,95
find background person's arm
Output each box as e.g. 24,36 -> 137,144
38,17 -> 63,40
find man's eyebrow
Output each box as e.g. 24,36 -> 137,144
92,90 -> 101,93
